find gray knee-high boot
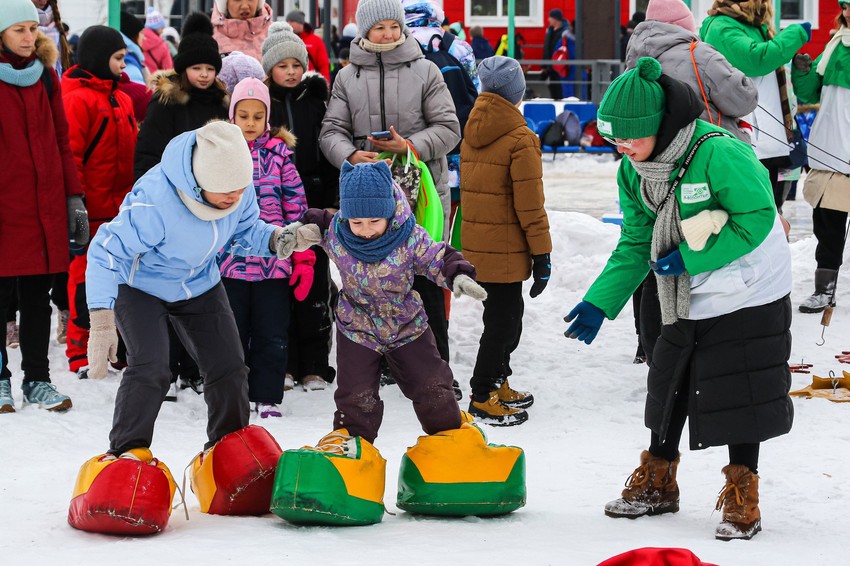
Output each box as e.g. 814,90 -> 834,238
799,268 -> 838,313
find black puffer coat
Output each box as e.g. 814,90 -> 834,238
267,74 -> 339,210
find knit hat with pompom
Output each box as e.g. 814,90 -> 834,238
597,57 -> 666,139
261,21 -> 308,75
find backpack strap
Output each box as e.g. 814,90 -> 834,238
41,66 -> 55,101
657,131 -> 729,212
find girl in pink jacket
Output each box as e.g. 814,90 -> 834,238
211,0 -> 273,61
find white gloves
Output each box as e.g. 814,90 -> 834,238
270,222 -> 323,259
681,209 -> 728,251
88,309 -> 118,379
452,274 -> 488,301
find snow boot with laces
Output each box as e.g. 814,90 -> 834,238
469,391 -> 529,426
604,450 -> 680,518
715,464 -> 761,541
496,379 -> 534,409
799,268 -> 837,313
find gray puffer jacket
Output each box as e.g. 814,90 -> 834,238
320,32 -> 461,240
626,20 -> 758,143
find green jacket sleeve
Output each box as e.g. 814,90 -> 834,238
791,53 -> 824,105
583,162 -> 654,320
679,140 -> 776,274
702,17 -> 807,77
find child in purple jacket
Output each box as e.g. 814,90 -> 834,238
278,160 -> 487,449
218,78 -> 312,418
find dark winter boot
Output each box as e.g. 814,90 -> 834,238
633,339 -> 647,364
715,464 -> 761,541
604,450 -> 680,518
799,268 -> 837,313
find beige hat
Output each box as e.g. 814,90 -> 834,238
192,122 -> 254,194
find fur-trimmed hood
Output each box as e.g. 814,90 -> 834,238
151,69 -> 230,107
34,31 -> 58,68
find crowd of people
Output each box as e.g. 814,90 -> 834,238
0,0 -> 847,543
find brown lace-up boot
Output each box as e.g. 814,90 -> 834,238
604,450 -> 680,518
715,464 -> 761,540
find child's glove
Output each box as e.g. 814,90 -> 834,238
290,250 -> 316,302
530,253 -> 551,298
271,223 -> 323,260
88,309 -> 118,379
681,209 -> 728,251
452,274 -> 487,301
67,195 -> 90,246
793,52 -> 813,72
650,249 -> 686,276
564,301 -> 605,345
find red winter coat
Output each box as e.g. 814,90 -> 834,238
61,66 -> 137,237
0,33 -> 80,277
300,27 -> 331,83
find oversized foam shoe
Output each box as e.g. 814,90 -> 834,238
191,424 -> 283,515
270,430 -> 386,526
397,423 -> 526,516
68,448 -> 177,535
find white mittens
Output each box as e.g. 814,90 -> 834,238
452,274 -> 488,301
681,209 -> 728,251
271,223 -> 324,260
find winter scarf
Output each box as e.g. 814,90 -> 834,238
630,120 -> 696,325
335,212 -> 415,263
359,35 -> 407,53
817,26 -> 850,75
0,56 -> 44,87
708,0 -> 793,140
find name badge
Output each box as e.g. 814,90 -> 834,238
597,119 -> 612,136
681,182 -> 711,203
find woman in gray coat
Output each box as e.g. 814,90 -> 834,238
319,0 -> 461,392
626,0 -> 758,143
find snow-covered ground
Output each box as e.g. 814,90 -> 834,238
2,154 -> 849,565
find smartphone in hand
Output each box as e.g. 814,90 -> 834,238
370,131 -> 393,141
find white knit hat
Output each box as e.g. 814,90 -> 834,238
261,21 -> 309,75
356,0 -> 405,37
192,122 -> 254,193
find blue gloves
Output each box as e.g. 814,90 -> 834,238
800,22 -> 812,41
650,249 -> 686,276
564,301 -> 605,344
530,253 -> 551,298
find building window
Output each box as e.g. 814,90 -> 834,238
466,0 -> 542,27
658,0 -> 819,30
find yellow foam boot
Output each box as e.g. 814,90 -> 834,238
68,448 -> 177,535
270,429 -> 386,525
790,372 -> 850,402
397,423 -> 526,516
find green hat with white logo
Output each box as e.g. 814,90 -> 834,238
597,57 -> 666,140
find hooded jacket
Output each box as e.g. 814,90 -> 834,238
0,32 -> 81,277
298,24 -> 331,83
460,93 -> 551,283
268,73 -> 339,209
301,186 -> 475,353
142,27 -> 174,74
218,130 -> 307,280
120,31 -> 147,85
134,70 -> 230,180
627,20 -> 758,143
700,14 -> 807,159
320,33 -> 461,240
86,128 -> 278,310
61,66 -> 137,237
211,2 -> 272,61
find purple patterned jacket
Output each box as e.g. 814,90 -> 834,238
219,132 -> 307,280
303,187 -> 475,353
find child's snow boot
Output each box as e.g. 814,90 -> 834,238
604,450 -> 680,518
270,429 -> 386,525
469,391 -> 528,426
715,464 -> 761,541
21,380 -> 72,411
0,379 -> 15,413
799,268 -> 837,313
397,423 -> 526,516
57,309 -> 69,344
190,424 -> 282,515
68,448 -> 177,535
496,379 -> 534,409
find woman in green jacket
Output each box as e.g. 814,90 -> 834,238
791,2 -> 850,313
565,58 -> 793,541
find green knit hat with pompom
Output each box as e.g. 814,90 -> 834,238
597,57 -> 666,139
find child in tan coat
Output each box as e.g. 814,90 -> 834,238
459,56 -> 552,426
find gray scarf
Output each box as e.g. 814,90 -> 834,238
630,121 -> 696,325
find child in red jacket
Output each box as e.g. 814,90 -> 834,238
61,25 -> 137,378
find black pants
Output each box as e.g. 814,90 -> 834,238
223,277 -> 290,404
762,156 -> 788,212
0,274 -> 54,383
639,275 -> 663,365
470,282 -> 524,398
110,283 -> 249,454
287,246 -> 336,381
51,272 -> 69,311
813,206 -> 849,270
413,275 -> 449,362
